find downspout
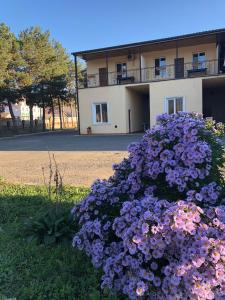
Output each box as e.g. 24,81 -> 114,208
73,53 -> 81,135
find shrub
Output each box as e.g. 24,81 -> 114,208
72,112 -> 225,299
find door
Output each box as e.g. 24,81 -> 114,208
99,68 -> 108,86
174,58 -> 184,79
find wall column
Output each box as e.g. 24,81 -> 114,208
139,48 -> 142,82
106,53 -> 109,85
73,54 -> 81,135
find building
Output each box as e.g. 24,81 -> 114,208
73,29 -> 225,134
0,100 -> 42,120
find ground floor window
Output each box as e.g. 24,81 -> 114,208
92,103 -> 108,123
165,97 -> 184,114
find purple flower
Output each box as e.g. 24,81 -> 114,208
71,112 -> 225,300
136,281 -> 147,296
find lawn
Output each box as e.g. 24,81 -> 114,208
0,181 -> 118,300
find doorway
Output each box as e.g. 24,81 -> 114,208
203,77 -> 225,123
126,84 -> 150,133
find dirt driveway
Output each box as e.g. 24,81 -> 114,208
0,132 -> 141,186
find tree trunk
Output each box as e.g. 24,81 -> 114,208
51,100 -> 55,131
29,104 -> 34,131
7,100 -> 17,130
62,102 -> 65,128
42,100 -> 46,131
70,101 -> 74,127
58,98 -> 63,130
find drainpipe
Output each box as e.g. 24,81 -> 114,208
72,53 -> 81,135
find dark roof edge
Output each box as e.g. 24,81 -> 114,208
71,28 -> 225,57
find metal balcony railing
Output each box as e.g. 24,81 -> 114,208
78,59 -> 224,89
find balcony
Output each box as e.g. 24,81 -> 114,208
78,59 -> 224,89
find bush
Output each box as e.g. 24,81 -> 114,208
72,112 -> 225,300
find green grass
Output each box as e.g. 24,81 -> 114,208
0,182 -> 117,300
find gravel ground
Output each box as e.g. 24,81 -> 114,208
0,151 -> 127,186
0,132 -> 141,186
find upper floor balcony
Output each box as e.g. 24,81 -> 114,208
73,28 -> 225,89
78,59 -> 225,88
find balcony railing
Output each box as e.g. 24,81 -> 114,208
78,59 -> 224,89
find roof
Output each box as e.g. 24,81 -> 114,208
72,28 -> 225,58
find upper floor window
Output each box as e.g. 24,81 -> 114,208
92,103 -> 108,124
165,97 -> 184,114
193,52 -> 206,70
117,63 -> 127,78
155,57 -> 166,77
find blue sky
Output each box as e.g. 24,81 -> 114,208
1,0 -> 225,56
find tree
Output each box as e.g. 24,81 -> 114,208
19,27 -> 56,130
0,23 -> 25,129
45,42 -> 70,130
19,29 -> 72,131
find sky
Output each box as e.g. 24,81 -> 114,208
1,0 -> 225,57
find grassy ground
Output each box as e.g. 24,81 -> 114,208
0,182 -> 118,300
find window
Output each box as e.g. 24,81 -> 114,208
155,58 -> 166,77
93,103 -> 108,124
117,63 -> 127,78
165,97 -> 184,114
193,52 -> 206,70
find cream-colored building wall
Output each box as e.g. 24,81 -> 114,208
79,85 -> 127,134
87,42 -> 216,72
79,78 -> 204,134
86,43 -> 217,85
142,43 -> 216,66
178,43 -> 216,63
87,55 -> 139,74
87,55 -> 140,86
142,48 -> 176,67
149,78 -> 203,127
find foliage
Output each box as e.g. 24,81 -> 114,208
0,182 -> 121,299
19,27 -> 71,130
24,206 -> 76,245
24,153 -> 75,246
0,23 -> 79,132
0,23 -> 26,127
72,112 -> 225,300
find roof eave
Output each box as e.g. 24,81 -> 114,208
72,28 -> 225,58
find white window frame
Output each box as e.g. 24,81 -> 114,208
164,96 -> 186,114
192,52 -> 206,69
92,102 -> 109,125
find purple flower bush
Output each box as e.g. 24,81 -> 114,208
72,112 -> 225,299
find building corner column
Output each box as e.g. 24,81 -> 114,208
73,53 -> 81,135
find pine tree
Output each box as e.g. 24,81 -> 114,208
19,27 -> 56,130
0,23 -> 25,130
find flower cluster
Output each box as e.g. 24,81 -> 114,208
72,112 -> 225,299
